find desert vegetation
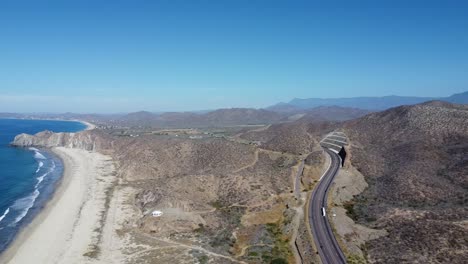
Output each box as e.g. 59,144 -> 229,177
344,102 -> 468,263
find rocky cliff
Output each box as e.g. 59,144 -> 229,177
11,130 -> 111,151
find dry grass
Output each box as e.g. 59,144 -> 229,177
344,102 -> 468,263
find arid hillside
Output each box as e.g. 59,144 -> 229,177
104,108 -> 285,128
13,128 -> 320,263
120,106 -> 362,128
343,101 -> 468,263
12,101 -> 467,263
239,118 -> 337,155
301,106 -> 371,122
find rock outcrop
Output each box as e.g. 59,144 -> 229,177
11,130 -> 110,151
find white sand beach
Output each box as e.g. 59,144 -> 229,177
80,120 -> 96,130
0,147 -> 123,264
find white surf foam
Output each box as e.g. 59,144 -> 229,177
10,189 -> 40,225
34,151 -> 46,160
0,208 -> 10,223
35,161 -> 56,188
35,161 -> 44,173
35,173 -> 47,188
29,147 -> 46,160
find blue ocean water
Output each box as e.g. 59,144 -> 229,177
0,119 -> 86,253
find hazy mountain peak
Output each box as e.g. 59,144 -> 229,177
270,91 -> 468,111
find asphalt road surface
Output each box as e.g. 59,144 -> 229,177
309,148 -> 347,264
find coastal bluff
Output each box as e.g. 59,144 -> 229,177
11,130 -> 110,151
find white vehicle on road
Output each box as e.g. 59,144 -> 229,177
152,210 -> 163,217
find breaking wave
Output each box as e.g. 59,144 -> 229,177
35,161 -> 55,189
10,189 -> 40,225
35,161 -> 44,173
34,152 -> 46,160
29,147 -> 46,160
0,208 -> 9,223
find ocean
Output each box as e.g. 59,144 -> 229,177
0,119 -> 86,253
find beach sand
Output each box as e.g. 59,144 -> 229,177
0,147 -> 125,264
80,120 -> 96,130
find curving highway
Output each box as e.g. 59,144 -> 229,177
308,147 -> 347,264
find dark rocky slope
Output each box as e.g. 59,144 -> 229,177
343,101 -> 468,263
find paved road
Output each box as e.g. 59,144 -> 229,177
308,148 -> 347,264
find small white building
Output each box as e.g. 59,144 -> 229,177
152,210 -> 163,217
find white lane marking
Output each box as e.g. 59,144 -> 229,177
318,152 -> 332,181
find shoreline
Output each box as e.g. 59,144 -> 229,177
0,148 -> 73,263
0,117 -> 96,131
79,120 -> 96,130
0,147 -> 116,263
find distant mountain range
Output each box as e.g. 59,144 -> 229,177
1,106 -> 370,128
267,91 -> 468,111
112,108 -> 284,128
2,91 -> 466,128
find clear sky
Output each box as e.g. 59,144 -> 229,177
1,0 -> 467,113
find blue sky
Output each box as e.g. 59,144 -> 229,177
1,0 -> 467,113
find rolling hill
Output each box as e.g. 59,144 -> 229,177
343,101 -> 468,263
